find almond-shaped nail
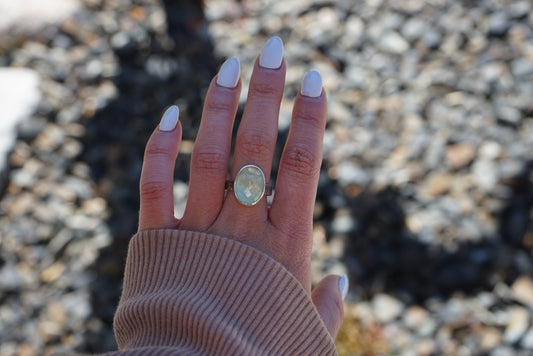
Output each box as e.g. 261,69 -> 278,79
301,69 -> 322,98
259,36 -> 284,69
216,57 -> 240,88
159,105 -> 179,131
338,274 -> 349,301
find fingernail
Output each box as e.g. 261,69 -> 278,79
159,105 -> 179,131
338,274 -> 349,301
217,57 -> 240,88
301,70 -> 322,98
259,36 -> 284,69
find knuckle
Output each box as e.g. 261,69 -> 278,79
192,149 -> 227,172
249,81 -> 279,98
283,145 -> 319,180
140,180 -> 167,200
294,108 -> 325,130
204,96 -> 234,115
145,140 -> 172,158
239,132 -> 274,157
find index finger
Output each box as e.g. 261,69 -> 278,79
269,70 -> 326,238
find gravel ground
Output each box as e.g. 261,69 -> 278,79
0,0 -> 532,355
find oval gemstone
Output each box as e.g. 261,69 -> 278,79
234,165 -> 265,206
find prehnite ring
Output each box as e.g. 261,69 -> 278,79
226,165 -> 272,206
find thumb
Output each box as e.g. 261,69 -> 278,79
311,274 -> 348,340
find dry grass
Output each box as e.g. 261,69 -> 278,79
335,307 -> 389,356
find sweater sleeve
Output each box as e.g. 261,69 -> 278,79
109,229 -> 337,355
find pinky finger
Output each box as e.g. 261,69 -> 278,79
138,106 -> 182,232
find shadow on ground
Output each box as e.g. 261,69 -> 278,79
323,160 -> 533,303
79,0 -> 218,351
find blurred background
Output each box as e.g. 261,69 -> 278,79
0,0 -> 532,355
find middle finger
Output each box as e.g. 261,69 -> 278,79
226,37 -> 286,215
181,57 -> 241,231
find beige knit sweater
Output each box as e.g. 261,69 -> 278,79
60,229 -> 338,355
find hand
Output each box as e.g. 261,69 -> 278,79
137,37 -> 346,339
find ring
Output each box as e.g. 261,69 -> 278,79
225,164 -> 272,206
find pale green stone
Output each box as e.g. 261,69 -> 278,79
234,165 -> 265,206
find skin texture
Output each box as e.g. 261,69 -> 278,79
137,40 -> 344,339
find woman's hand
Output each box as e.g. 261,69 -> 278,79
137,37 -> 346,339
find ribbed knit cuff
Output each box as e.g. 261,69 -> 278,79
113,229 -> 337,355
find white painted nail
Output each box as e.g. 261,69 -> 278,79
159,105 -> 179,131
259,36 -> 284,69
338,274 -> 349,301
301,70 -> 323,98
216,57 -> 240,88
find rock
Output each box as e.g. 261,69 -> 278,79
345,66 -> 370,90
423,134 -> 446,170
331,210 -> 356,235
487,12 -> 510,37
0,68 -> 40,185
499,158 -> 525,182
490,346 -> 517,356
63,177 -> 93,201
81,197 -> 108,217
481,327 -> 503,351
522,328 -> 533,349
173,181 -> 189,219
40,262 -> 65,284
111,32 -> 133,50
402,17 -> 426,42
372,293 -> 405,323
0,0 -> 81,35
479,141 -> 502,160
340,16 -> 365,49
390,0 -> 425,14
378,31 -> 409,54
421,172 -> 453,197
414,339 -> 436,356
61,292 -> 91,322
445,143 -> 476,170
16,116 -> 47,140
439,298 -> 469,324
495,103 -> 522,126
511,57 -> 533,78
34,124 -> 65,151
81,59 -> 104,81
503,307 -> 529,344
510,1 -> 531,19
473,159 -> 498,192
335,161 -> 370,187
403,305 -> 429,329
352,301 -> 376,326
511,276 -> 533,308
11,169 -> 38,189
421,28 -> 442,49
0,263 -> 22,292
